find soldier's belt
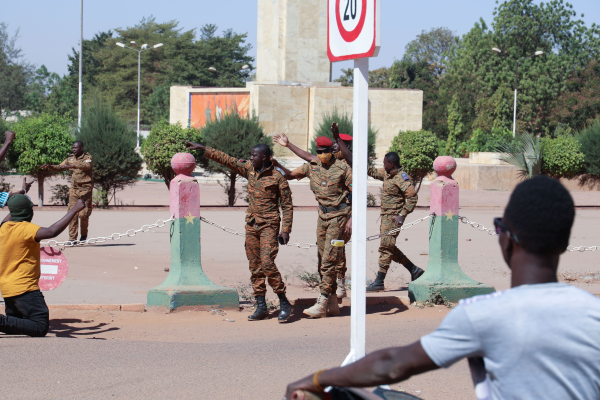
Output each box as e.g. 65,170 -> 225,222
318,203 -> 348,214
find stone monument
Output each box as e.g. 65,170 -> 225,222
169,0 -> 423,163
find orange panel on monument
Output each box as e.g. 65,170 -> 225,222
189,92 -> 250,128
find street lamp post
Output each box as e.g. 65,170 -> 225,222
492,48 -> 544,137
208,65 -> 250,86
115,41 -> 163,147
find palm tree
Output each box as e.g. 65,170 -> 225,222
495,134 -> 542,179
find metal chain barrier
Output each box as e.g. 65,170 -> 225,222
365,213 -> 434,241
458,215 -> 599,253
200,214 -> 434,248
41,216 -> 175,249
458,216 -> 499,236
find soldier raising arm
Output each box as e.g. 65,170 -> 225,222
184,140 -> 294,323
40,141 -> 93,242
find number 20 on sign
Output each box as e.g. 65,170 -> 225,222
328,0 -> 381,61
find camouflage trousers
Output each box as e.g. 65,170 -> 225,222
245,222 -> 286,297
316,214 -> 350,296
68,183 -> 93,241
336,229 -> 351,280
378,214 -> 410,273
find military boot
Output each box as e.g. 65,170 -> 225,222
303,294 -> 328,318
248,296 -> 269,321
336,277 -> 347,298
366,272 -> 386,292
79,235 -> 87,241
327,294 -> 340,316
404,261 -> 425,281
277,293 -> 292,323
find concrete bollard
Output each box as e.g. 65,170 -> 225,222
147,153 -> 239,311
408,156 -> 495,303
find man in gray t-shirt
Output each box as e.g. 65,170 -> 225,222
286,176 -> 600,400
422,283 -> 600,400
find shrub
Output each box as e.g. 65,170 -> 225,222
576,120 -> 600,185
141,120 -> 203,189
8,113 -> 73,206
201,109 -> 272,207
50,184 -> 70,206
541,135 -> 585,179
76,94 -> 143,207
461,128 -> 515,154
389,130 -> 439,191
310,108 -> 378,160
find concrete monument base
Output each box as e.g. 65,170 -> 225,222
147,285 -> 239,311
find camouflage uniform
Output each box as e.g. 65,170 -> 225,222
47,152 -> 93,240
203,147 -> 293,297
336,159 -> 351,280
368,167 -> 418,273
292,158 -> 352,296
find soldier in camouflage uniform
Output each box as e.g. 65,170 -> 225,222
366,152 -> 424,292
273,133 -> 351,319
41,141 -> 93,242
185,141 -> 294,323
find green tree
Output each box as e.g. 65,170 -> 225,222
310,108 -> 378,161
389,130 -> 439,192
577,120 -> 600,186
9,113 -> 73,206
76,94 -> 143,206
440,0 -> 600,136
389,58 -> 443,137
141,120 -> 203,188
403,27 -> 459,77
551,61 -> 600,131
0,23 -> 33,111
445,95 -> 463,156
88,18 -> 254,126
201,109 -> 271,206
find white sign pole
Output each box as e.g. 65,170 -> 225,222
342,56 -> 369,366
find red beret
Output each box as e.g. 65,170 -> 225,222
339,134 -> 353,142
315,136 -> 333,147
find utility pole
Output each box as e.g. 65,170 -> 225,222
78,0 -> 83,128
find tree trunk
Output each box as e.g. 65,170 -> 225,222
101,189 -> 109,208
228,172 -> 237,207
37,172 -> 44,206
163,168 -> 174,190
416,177 -> 423,194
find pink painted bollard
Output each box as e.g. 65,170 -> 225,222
147,153 -> 239,311
408,156 -> 495,302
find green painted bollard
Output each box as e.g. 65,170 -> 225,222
147,153 -> 239,311
409,156 -> 495,303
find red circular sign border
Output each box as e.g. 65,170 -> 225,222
335,0 -> 368,42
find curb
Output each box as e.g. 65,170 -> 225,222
48,304 -> 145,312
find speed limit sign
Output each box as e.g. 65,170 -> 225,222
328,0 -> 381,61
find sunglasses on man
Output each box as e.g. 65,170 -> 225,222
315,148 -> 332,154
493,218 -> 519,244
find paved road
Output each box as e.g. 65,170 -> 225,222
1,305 -> 472,400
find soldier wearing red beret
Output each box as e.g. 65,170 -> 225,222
272,133 -> 352,318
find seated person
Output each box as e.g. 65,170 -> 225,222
0,195 -> 85,337
286,175 -> 600,400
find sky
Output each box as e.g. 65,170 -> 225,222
2,0 -> 599,80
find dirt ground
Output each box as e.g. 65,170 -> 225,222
1,176 -> 599,399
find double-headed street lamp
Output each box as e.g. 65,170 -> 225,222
208,64 -> 250,86
115,41 -> 164,147
492,47 -> 544,137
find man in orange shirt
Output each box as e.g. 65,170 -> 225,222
0,195 -> 84,337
